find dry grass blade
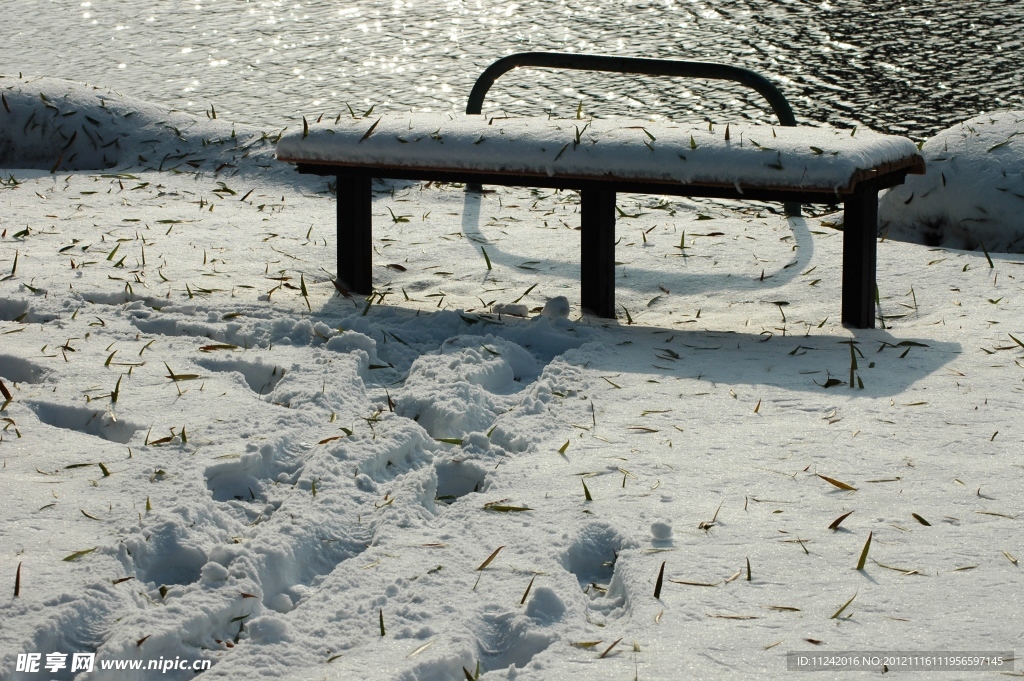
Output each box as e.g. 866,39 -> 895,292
0,380 -> 12,401
830,591 -> 857,619
163,362 -> 200,381
360,117 -> 382,142
911,513 -> 931,526
582,479 -> 593,501
14,562 -> 21,597
781,537 -> 811,555
856,531 -> 872,571
483,504 -> 532,513
698,501 -> 723,530
599,638 -> 622,659
654,561 -> 666,599
332,279 -> 351,298
872,560 -> 920,576
476,546 -> 505,571
300,274 -> 311,311
980,240 -> 994,268
407,640 -> 435,658
379,607 -> 385,637
63,548 -> 96,562
818,474 -> 857,491
828,511 -> 854,530
520,575 -> 537,604
199,344 -> 239,352
1003,551 -> 1018,565
668,579 -> 719,587
111,375 -> 122,403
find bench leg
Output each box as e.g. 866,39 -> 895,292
580,189 -> 616,318
841,179 -> 879,329
336,175 -> 373,294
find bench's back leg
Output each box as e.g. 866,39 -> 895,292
841,179 -> 879,329
337,175 -> 374,294
580,189 -> 617,318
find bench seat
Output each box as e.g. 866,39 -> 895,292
276,113 -> 925,328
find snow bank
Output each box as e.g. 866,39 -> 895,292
879,111 -> 1024,252
277,113 -> 922,194
0,75 -> 279,174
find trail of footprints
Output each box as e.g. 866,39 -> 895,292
0,350 -> 145,445
6,300 -> 614,676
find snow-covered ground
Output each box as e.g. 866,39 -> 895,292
880,111 -> 1024,253
1,77 -> 1022,680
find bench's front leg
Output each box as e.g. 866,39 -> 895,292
336,174 -> 373,294
580,189 -> 616,318
841,178 -> 879,329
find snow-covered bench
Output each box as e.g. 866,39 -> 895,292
276,114 -> 924,328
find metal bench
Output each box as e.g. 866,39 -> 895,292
276,55 -> 924,328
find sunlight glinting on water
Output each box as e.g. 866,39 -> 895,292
4,0 -> 1022,137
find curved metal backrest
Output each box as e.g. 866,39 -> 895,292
465,52 -> 800,216
466,52 -> 796,126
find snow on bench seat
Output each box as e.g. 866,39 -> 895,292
276,113 -> 922,196
276,113 -> 924,328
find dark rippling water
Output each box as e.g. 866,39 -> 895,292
5,0 -> 1022,139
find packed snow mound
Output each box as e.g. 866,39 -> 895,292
879,111 -> 1024,252
0,75 -> 277,172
